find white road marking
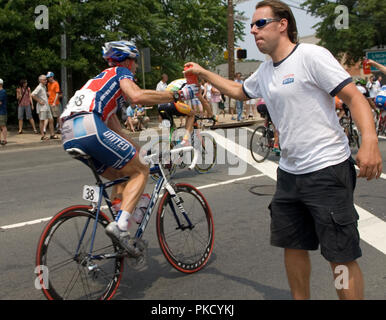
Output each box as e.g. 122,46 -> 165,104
0,174 -> 265,231
0,217 -> 52,230
209,129 -> 386,256
197,174 -> 264,190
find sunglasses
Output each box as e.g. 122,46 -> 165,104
250,18 -> 281,30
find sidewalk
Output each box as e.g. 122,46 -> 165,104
0,114 -> 263,151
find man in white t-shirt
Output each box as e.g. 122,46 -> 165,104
184,0 -> 382,300
31,75 -> 58,140
156,74 -> 168,124
156,74 -> 168,92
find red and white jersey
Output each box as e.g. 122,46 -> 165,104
61,67 -> 134,123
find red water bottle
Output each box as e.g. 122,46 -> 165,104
363,58 -> 371,75
184,65 -> 198,85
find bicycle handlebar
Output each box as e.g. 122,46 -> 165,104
144,145 -> 199,170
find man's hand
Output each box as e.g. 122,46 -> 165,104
183,62 -> 206,77
178,84 -> 199,101
356,135 -> 383,180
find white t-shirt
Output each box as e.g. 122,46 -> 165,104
366,80 -> 378,98
243,43 -> 352,174
31,83 -> 49,113
156,81 -> 168,92
205,83 -> 212,100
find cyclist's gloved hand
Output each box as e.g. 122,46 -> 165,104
178,84 -> 199,101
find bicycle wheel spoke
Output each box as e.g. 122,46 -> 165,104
63,267 -> 82,300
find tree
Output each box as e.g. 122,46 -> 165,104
301,0 -> 386,66
0,0 -> 245,123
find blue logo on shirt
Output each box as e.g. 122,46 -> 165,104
283,78 -> 294,85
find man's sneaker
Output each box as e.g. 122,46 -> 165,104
105,222 -> 142,257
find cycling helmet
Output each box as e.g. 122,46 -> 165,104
375,88 -> 386,110
102,40 -> 139,62
166,78 -> 187,92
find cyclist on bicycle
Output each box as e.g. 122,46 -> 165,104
60,40 -> 198,255
257,99 -> 280,154
158,78 -> 215,146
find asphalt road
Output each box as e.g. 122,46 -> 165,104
0,128 -> 385,300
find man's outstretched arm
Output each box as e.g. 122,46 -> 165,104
184,62 -> 249,101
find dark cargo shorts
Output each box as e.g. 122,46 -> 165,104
269,157 -> 362,263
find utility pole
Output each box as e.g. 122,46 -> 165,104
227,0 -> 235,80
60,0 -> 68,107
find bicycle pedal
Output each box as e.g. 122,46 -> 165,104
126,239 -> 148,270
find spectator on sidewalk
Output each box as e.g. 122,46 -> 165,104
366,76 -> 378,98
375,76 -> 383,95
156,74 -> 168,124
124,104 -> 138,132
31,75 -> 59,141
16,79 -> 38,134
0,78 -> 8,145
218,93 -> 226,120
210,84 -> 222,120
46,72 -> 61,133
156,74 -> 168,92
234,72 -> 244,121
136,105 -> 150,130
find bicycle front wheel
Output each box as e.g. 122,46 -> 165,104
193,132 -> 217,174
156,184 -> 214,273
36,205 -> 124,300
250,126 -> 271,163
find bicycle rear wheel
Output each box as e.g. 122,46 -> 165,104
36,205 -> 124,300
156,183 -> 214,273
193,132 -> 217,173
250,126 -> 271,163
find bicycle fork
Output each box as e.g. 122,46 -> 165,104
164,183 -> 194,231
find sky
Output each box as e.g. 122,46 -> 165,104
235,0 -> 322,61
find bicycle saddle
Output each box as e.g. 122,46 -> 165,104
65,148 -> 91,160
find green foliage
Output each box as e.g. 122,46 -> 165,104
0,0 -> 245,91
301,0 -> 386,66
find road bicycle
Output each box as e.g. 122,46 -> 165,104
249,112 -> 279,163
339,105 -> 360,150
150,113 -> 217,180
35,146 -> 214,300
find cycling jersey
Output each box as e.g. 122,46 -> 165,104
61,67 -> 134,123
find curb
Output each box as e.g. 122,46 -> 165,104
0,120 -> 263,151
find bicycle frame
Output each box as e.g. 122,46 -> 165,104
70,146 -> 198,261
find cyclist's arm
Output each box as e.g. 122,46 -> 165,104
120,78 -> 174,105
337,82 -> 382,179
184,62 -> 248,101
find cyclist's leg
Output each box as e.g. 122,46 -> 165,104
102,155 -> 148,215
62,113 -> 148,221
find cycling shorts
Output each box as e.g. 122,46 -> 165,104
61,112 -> 137,174
158,102 -> 192,120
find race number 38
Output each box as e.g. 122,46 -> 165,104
82,185 -> 100,203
